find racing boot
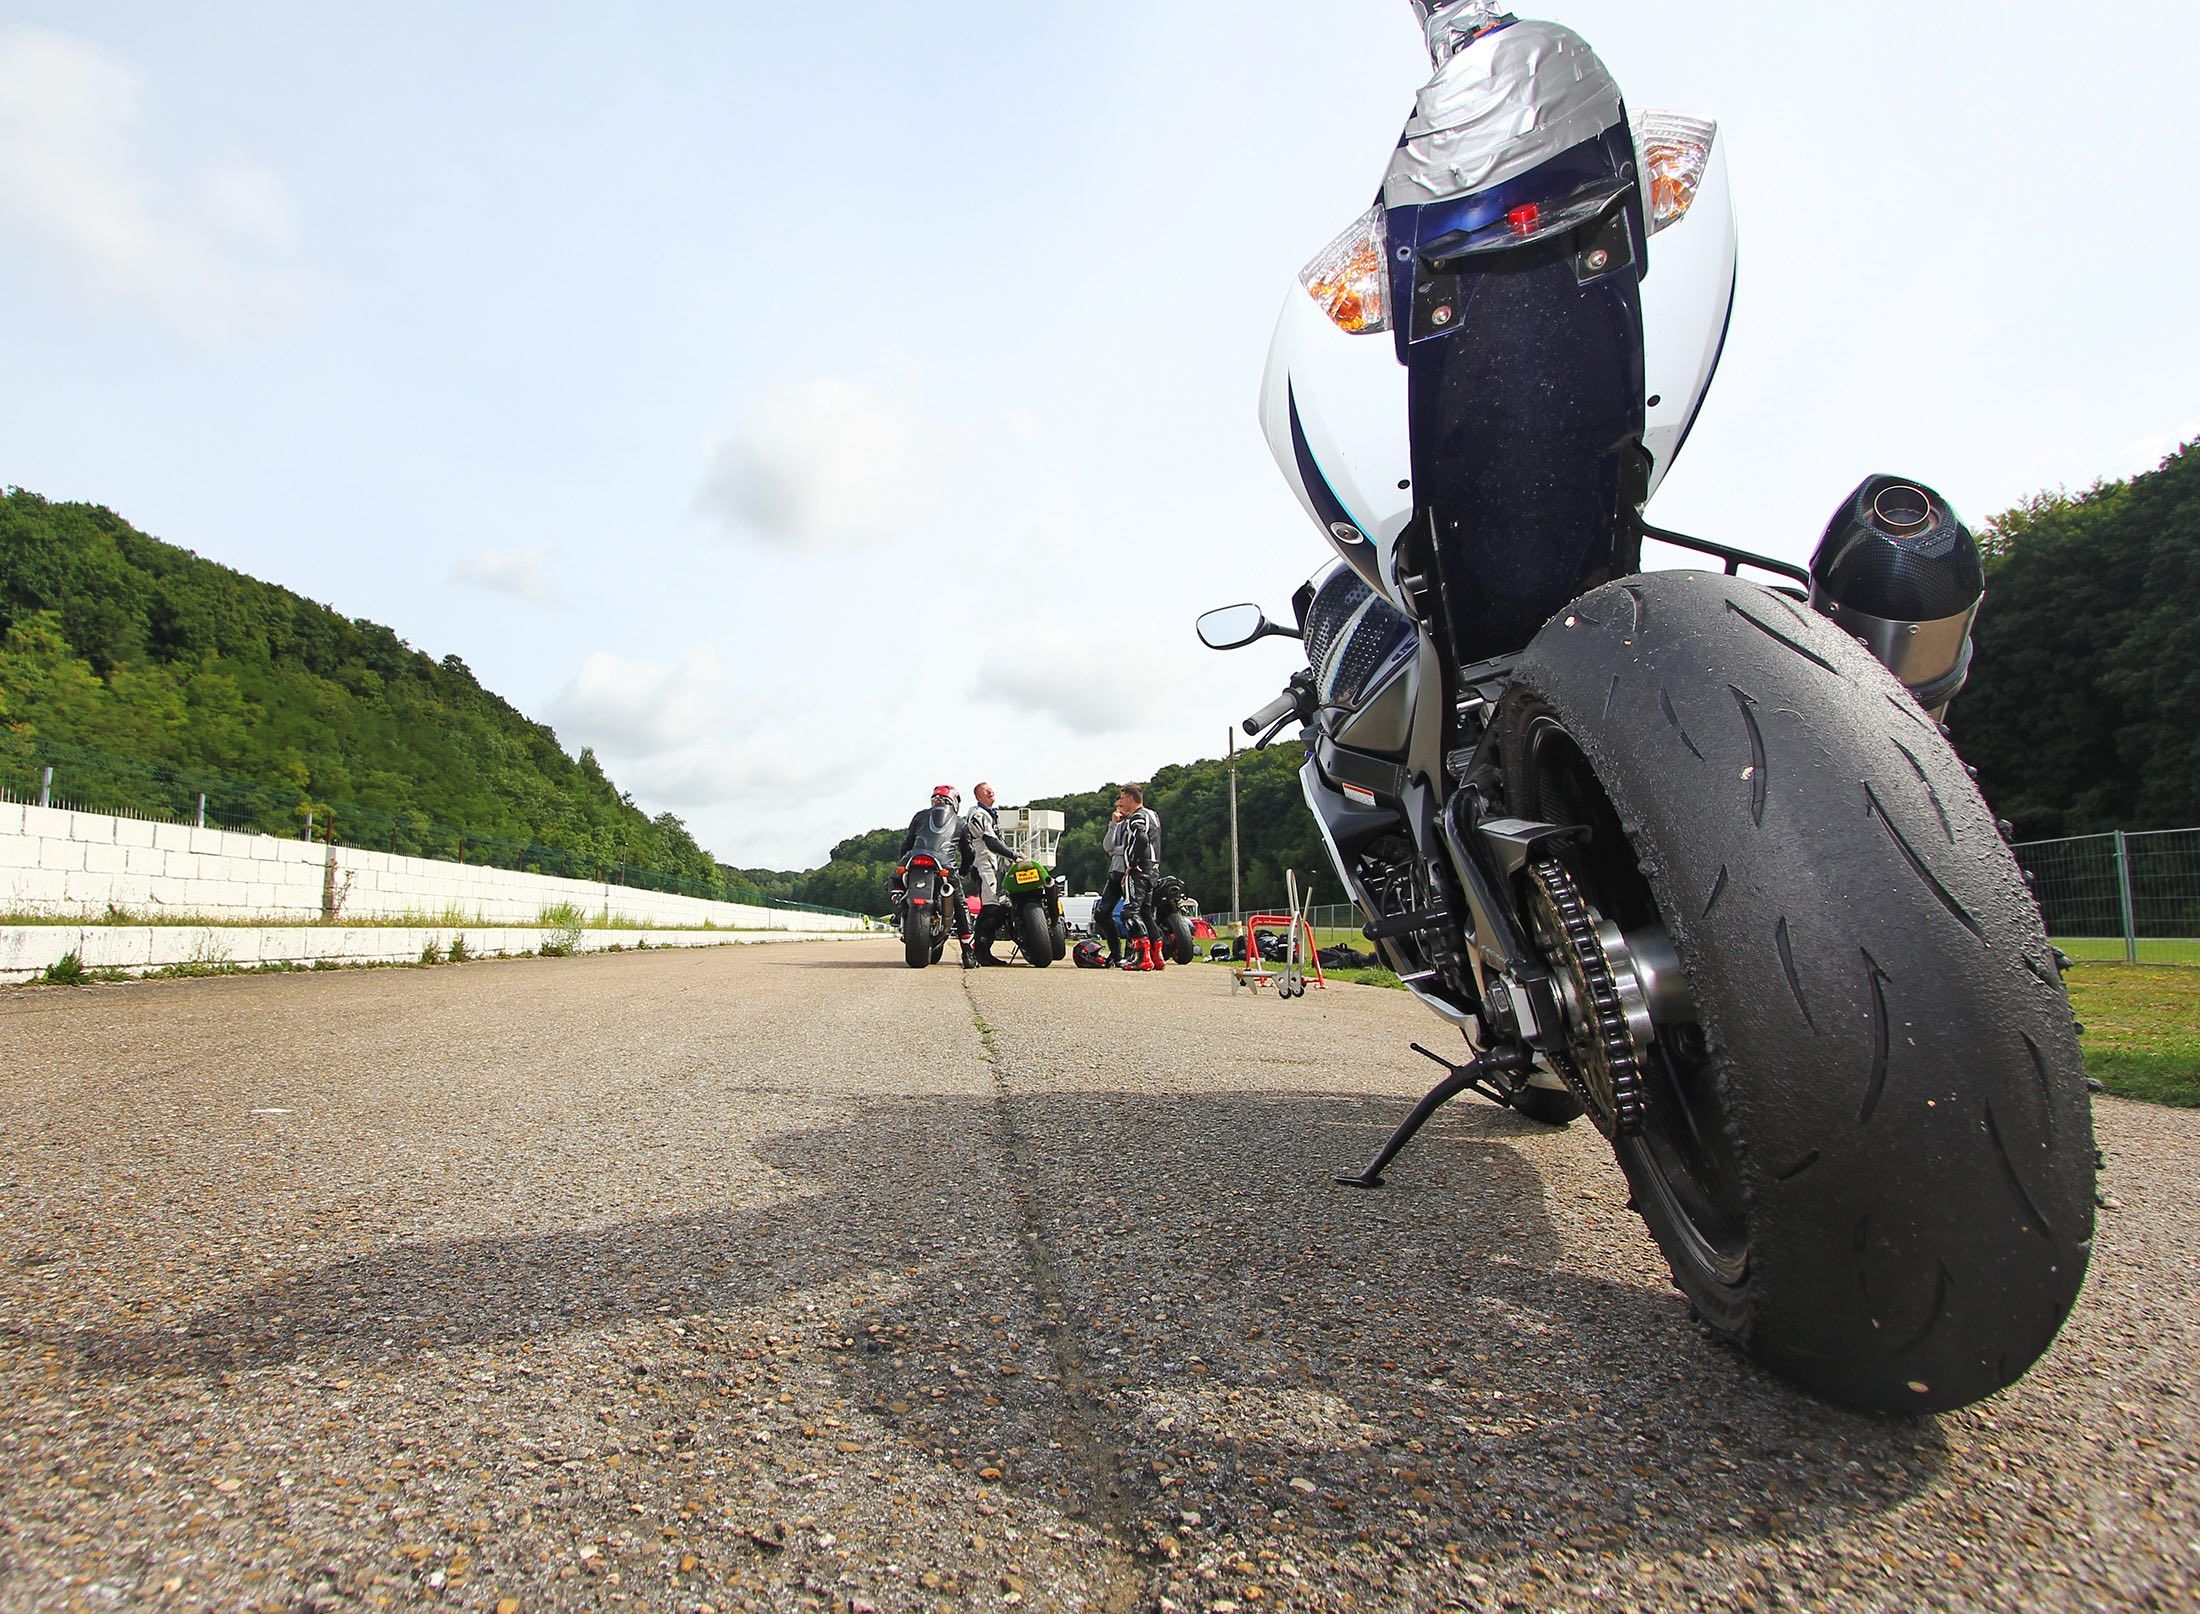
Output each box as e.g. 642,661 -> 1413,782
1150,937 -> 1167,970
1118,940 -> 1144,971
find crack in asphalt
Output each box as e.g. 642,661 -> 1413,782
965,985 -> 1148,1614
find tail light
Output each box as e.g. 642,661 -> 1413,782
908,855 -> 937,870
1632,112 -> 1717,234
1300,204 -> 1389,335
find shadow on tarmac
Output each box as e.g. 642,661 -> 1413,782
33,1089 -> 1946,1577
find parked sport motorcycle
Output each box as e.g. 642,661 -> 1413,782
891,854 -> 952,970
978,859 -> 1068,966
1197,1 -> 2092,1414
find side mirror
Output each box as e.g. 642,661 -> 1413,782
1196,603 -> 1298,650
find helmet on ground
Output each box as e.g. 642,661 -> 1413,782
1072,939 -> 1108,969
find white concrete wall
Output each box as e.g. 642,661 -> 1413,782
0,799 -> 867,931
0,923 -> 868,984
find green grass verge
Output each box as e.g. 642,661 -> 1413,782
2051,936 -> 2200,966
1325,965 -> 1404,989
2063,963 -> 2200,1107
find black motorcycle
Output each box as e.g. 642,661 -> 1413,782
1152,874 -> 1201,965
891,854 -> 952,970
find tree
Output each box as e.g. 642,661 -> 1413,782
1957,442 -> 2200,837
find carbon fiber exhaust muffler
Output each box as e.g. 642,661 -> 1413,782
1807,475 -> 1983,719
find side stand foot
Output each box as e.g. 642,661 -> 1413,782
1333,1044 -> 1529,1189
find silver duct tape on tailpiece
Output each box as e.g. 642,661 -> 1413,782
1383,19 -> 1624,209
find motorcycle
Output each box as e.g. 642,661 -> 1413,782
979,858 -> 1068,966
891,854 -> 952,970
1153,874 -> 1201,965
1197,1 -> 2092,1414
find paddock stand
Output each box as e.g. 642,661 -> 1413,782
1334,1043 -> 1531,1189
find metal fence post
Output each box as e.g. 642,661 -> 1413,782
39,766 -> 52,808
2113,828 -> 2139,965
196,793 -> 207,828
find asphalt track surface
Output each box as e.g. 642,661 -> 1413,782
2,939 -> 2193,1613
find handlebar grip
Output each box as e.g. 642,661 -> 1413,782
1242,690 -> 1298,735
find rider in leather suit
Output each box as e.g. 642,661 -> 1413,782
1115,787 -> 1165,972
898,787 -> 1015,968
964,781 -> 1016,966
1095,802 -> 1130,965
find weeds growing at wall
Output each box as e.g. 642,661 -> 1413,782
536,902 -> 586,957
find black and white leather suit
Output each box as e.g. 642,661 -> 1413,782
1119,806 -> 1161,942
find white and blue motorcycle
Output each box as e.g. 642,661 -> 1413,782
1200,1 -> 2093,1413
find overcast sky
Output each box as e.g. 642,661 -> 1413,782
4,1 -> 2195,868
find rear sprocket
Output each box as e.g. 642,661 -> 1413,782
1525,857 -> 1645,1136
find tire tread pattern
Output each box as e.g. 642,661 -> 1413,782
1501,571 -> 2093,1413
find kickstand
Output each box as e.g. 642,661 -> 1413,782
1334,1044 -> 1529,1189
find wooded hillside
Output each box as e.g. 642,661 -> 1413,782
0,491 -> 753,900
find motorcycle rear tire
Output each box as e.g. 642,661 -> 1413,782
1165,914 -> 1197,966
1049,915 -> 1067,961
1015,902 -> 1054,967
901,905 -> 932,970
1497,570 -> 2093,1414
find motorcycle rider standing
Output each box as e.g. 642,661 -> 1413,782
899,786 -> 1014,969
1095,801 -> 1130,966
965,780 -> 1014,966
1116,786 -> 1165,972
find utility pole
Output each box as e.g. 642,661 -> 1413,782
1228,728 -> 1240,924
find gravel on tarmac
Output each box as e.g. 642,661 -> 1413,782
1,940 -> 2193,1613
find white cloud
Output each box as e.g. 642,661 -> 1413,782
547,648 -> 732,758
969,624 -> 1188,735
621,742 -> 858,812
452,544 -> 561,604
695,379 -> 940,546
0,26 -> 311,342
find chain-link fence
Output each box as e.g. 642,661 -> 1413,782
0,738 -> 866,921
1206,834 -> 2200,968
1202,903 -> 1365,940
2014,828 -> 2200,966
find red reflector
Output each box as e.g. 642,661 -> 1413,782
912,897 -> 928,906
1506,203 -> 1541,237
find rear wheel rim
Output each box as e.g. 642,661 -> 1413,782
1517,712 -> 1750,1286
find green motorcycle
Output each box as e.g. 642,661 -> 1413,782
980,859 -> 1067,966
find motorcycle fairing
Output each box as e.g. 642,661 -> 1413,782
1261,296 -> 1413,599
1639,129 -> 1735,492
